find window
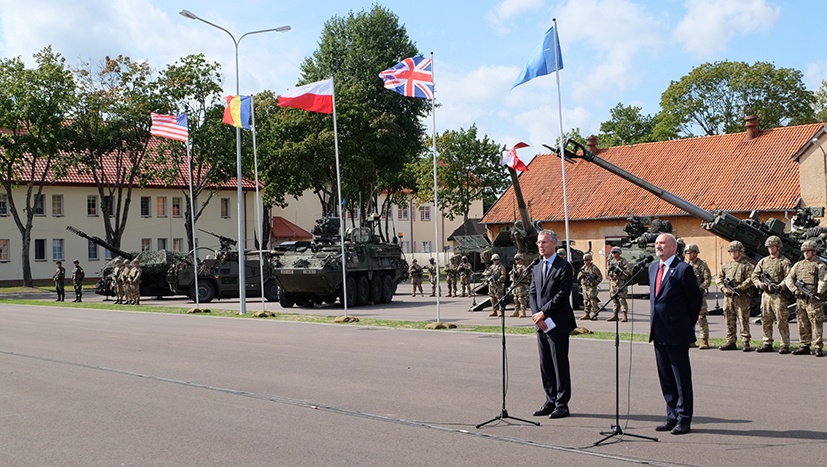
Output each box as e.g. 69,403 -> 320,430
33,194 -> 45,216
52,239 -> 64,261
173,238 -> 184,252
141,238 -> 151,252
102,196 -> 112,217
104,249 -> 112,260
172,197 -> 182,217
140,196 -> 151,217
0,239 -> 8,261
35,239 -> 46,261
397,204 -> 409,221
157,238 -> 167,250
220,198 -> 231,218
422,241 -> 432,253
156,197 -> 167,217
88,240 -> 99,260
382,205 -> 392,219
0,193 -> 7,216
52,195 -> 64,216
87,195 -> 98,216
419,205 -> 431,221
401,240 -> 410,254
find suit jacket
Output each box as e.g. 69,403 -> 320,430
529,255 -> 576,335
648,257 -> 702,345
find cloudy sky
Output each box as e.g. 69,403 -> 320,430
1,0 -> 824,159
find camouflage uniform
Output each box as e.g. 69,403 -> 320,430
118,262 -> 132,304
606,248 -> 631,322
127,261 -> 142,305
112,259 -> 125,304
409,260 -> 424,297
577,255 -> 602,320
509,254 -> 531,318
784,240 -> 826,356
53,262 -> 66,302
445,256 -> 459,297
458,257 -> 472,297
485,254 -> 506,317
71,260 -> 85,302
426,258 -> 440,297
685,244 -> 712,348
717,241 -> 755,351
751,236 -> 792,353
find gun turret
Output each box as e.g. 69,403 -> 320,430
66,226 -> 134,260
198,229 -> 237,250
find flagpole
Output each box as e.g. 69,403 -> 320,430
332,76 -> 348,317
250,95 -> 267,312
430,51 -> 441,322
186,140 -> 200,309
551,19 -> 572,260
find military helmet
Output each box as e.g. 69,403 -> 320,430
765,236 -> 782,247
491,253 -> 500,261
583,253 -> 593,261
727,241 -> 744,252
514,253 -> 523,260
461,255 -> 468,261
686,243 -> 700,253
557,248 -> 566,256
611,246 -> 621,254
801,240 -> 819,251
429,257 -> 435,263
73,259 -> 80,264
412,258 -> 418,263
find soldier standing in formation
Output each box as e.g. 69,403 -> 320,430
509,253 -> 531,318
118,261 -> 132,304
557,248 -> 567,260
53,261 -> 66,302
112,258 -> 125,304
126,260 -> 142,305
426,257 -> 440,297
717,241 -> 755,351
576,253 -> 602,321
485,253 -> 506,317
685,244 -> 712,349
752,236 -> 792,354
784,240 -> 826,357
459,256 -> 472,297
606,246 -> 631,322
71,259 -> 85,302
445,255 -> 459,297
409,259 -> 424,297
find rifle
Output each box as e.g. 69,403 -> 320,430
198,229 -> 237,249
793,279 -> 817,303
756,271 -> 775,293
609,263 -> 627,278
721,277 -> 741,297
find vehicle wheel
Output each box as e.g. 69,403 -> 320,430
279,292 -> 295,308
263,279 -> 279,302
299,299 -> 315,308
369,275 -> 383,304
339,276 -> 357,307
193,281 -> 216,303
323,296 -> 337,304
356,275 -> 370,306
381,275 -> 395,303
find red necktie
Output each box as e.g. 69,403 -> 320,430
655,263 -> 665,296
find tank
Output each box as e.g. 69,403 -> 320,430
272,216 -> 409,308
166,229 -> 280,303
66,226 -> 188,298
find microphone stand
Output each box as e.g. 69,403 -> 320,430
594,258 -> 659,445
476,259 -> 540,429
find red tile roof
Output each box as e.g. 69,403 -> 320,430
483,123 -> 827,224
271,216 -> 313,240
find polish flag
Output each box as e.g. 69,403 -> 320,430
502,142 -> 530,171
277,79 -> 333,114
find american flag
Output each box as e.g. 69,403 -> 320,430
150,112 -> 188,142
379,57 -> 434,100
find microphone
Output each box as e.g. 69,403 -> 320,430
637,255 -> 655,266
527,257 -> 541,269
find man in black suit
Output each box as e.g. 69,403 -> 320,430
649,233 -> 702,435
529,229 -> 576,419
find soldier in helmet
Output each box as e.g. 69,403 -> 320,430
112,258 -> 125,304
409,259 -> 424,297
118,261 -> 132,304
685,244 -> 712,349
557,248 -> 567,260
53,261 -> 66,302
752,236 -> 792,353
717,241 -> 755,351
127,259 -> 142,305
426,257 -> 441,297
606,246 -> 632,322
509,253 -> 531,318
445,255 -> 459,297
459,256 -> 472,297
783,240 -> 826,357
576,253 -> 603,321
71,259 -> 85,302
484,253 -> 506,317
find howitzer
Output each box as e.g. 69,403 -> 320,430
721,278 -> 741,297
792,279 -> 817,303
198,229 -> 237,250
66,226 -> 134,260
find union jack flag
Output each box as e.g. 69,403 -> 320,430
379,56 -> 434,100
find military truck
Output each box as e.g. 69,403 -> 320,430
166,229 -> 280,303
272,216 -> 409,308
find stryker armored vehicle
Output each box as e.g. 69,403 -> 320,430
272,216 -> 409,308
166,229 -> 280,303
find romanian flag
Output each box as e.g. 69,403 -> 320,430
223,95 -> 252,129
277,79 -> 334,114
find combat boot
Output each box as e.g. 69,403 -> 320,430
579,312 -> 590,320
793,345 -> 811,355
606,312 -> 618,322
489,309 -> 498,317
519,310 -> 526,318
756,344 -> 774,353
510,310 -> 520,318
621,312 -> 628,322
698,339 -> 710,350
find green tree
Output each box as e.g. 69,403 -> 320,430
660,60 -> 816,137
598,103 -> 656,147
0,47 -> 76,286
815,79 -> 827,122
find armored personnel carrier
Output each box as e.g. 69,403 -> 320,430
607,216 -> 685,287
272,216 -> 409,308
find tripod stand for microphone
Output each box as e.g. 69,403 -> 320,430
476,260 -> 540,429
594,258 -> 658,445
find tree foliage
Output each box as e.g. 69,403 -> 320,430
815,79 -> 827,123
598,103 -> 656,147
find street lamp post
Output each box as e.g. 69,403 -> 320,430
179,9 -> 289,315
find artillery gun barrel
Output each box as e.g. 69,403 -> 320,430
507,166 -> 538,236
66,226 -> 135,260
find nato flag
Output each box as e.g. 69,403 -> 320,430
512,26 -> 564,89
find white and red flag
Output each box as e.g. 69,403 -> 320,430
501,142 -> 530,171
277,79 -> 334,114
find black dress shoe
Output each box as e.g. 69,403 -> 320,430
532,405 -> 554,417
671,423 -> 691,435
548,407 -> 570,419
655,420 -> 677,432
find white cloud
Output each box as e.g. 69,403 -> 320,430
804,61 -> 827,91
673,0 -> 780,57
486,0 -> 546,35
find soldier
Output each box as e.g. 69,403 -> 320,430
685,244 -> 712,349
71,259 -> 85,302
409,259 -> 424,297
459,255 -> 472,297
127,260 -> 142,305
577,253 -> 603,321
119,261 -> 132,304
426,257 -> 441,297
717,241 -> 755,351
509,253 -> 531,318
783,240 -> 826,357
445,255 -> 459,297
752,236 -> 792,353
53,261 -> 65,302
557,248 -> 567,260
485,253 -> 506,317
606,246 -> 631,322
112,258 -> 124,304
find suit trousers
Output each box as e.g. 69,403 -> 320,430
653,342 -> 693,424
537,331 -> 571,408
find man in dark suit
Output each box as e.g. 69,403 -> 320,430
529,230 -> 576,419
649,233 -> 702,435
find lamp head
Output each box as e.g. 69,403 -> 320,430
179,9 -> 198,20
